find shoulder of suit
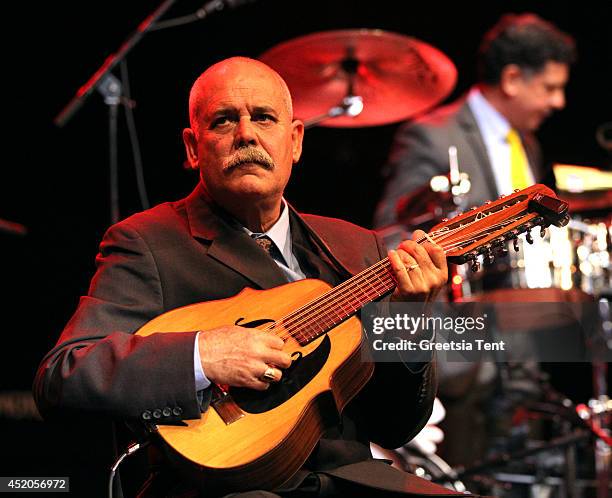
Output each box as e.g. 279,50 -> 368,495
105,199 -> 188,239
298,213 -> 384,269
401,98 -> 467,130
298,213 -> 380,251
300,213 -> 373,236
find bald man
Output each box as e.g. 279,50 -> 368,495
34,58 -> 456,497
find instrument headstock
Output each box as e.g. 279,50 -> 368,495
429,184 -> 569,271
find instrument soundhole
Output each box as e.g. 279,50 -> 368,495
231,335 -> 331,414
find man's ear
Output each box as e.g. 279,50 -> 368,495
182,128 -> 199,170
291,120 -> 305,163
499,64 -> 525,98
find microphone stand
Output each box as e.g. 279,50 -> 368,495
54,0 -> 178,223
54,0 -> 256,223
54,0 -> 177,128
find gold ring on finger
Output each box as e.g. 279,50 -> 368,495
261,366 -> 280,383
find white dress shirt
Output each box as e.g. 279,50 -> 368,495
467,87 -> 535,196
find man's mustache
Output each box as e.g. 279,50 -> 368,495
224,148 -> 275,171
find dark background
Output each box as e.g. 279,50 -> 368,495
1,0 -> 610,495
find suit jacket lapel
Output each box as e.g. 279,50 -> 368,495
456,102 -> 499,197
288,205 -> 355,280
289,210 -> 344,286
184,184 -> 289,289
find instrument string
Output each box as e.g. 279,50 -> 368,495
269,259 -> 394,341
269,211 -> 532,344
278,265 -> 397,343
270,230 -> 456,342
270,233 -> 479,343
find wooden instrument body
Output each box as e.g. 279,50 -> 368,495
136,278 -> 374,492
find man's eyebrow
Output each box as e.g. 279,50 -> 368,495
211,106 -> 239,117
252,106 -> 278,115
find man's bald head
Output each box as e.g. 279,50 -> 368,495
181,56 -> 304,223
188,57 -> 293,133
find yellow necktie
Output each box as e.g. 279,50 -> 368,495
507,128 -> 531,190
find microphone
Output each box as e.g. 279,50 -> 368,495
195,0 -> 257,20
151,0 -> 258,31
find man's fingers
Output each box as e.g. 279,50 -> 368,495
256,330 -> 285,350
427,243 -> 447,272
262,350 -> 292,369
391,232 -> 449,299
412,230 -> 447,270
250,379 -> 272,391
389,249 -> 415,291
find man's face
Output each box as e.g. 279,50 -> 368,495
183,62 -> 303,205
506,61 -> 569,131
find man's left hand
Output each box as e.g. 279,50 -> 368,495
389,230 -> 447,302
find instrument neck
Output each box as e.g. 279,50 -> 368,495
278,258 -> 395,346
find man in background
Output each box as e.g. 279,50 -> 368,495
374,13 -> 576,229
373,13 -> 576,469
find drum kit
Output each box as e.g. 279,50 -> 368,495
258,28 -> 611,498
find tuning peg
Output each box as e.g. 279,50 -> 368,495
514,189 -> 520,193
470,259 -> 480,272
442,218 -> 448,222
484,250 -> 495,265
526,231 -> 534,244
498,194 -> 506,199
513,238 -> 520,252
540,226 -> 546,238
470,206 -> 478,211
495,236 -> 508,256
484,200 -> 492,205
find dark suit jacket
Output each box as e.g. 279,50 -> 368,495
374,98 -> 543,228
34,183 -> 438,494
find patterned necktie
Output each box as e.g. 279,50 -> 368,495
507,128 -> 531,190
252,234 -> 284,263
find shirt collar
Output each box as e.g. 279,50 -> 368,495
467,86 -> 511,141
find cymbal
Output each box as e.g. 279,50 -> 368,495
259,29 -> 457,127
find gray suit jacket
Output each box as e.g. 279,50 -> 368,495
374,98 -> 542,228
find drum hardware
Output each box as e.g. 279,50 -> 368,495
434,304 -> 610,498
259,29 -> 457,128
451,393 -> 612,498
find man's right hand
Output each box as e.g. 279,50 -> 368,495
198,326 -> 292,390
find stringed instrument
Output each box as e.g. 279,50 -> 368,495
135,184 -> 569,493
